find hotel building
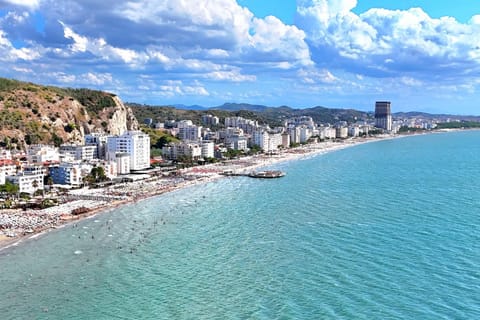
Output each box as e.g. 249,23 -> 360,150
375,101 -> 392,131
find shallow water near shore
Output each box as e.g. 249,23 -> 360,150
1,131 -> 480,319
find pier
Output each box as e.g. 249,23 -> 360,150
220,170 -> 285,179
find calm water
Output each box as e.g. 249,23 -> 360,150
1,131 -> 480,319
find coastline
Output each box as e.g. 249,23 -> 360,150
0,133 -> 414,251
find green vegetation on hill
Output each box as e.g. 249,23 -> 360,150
0,78 -> 23,92
61,88 -> 116,116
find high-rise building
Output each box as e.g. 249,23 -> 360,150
106,131 -> 150,171
375,101 -> 392,131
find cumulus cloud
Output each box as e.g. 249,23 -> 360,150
296,0 -> 480,84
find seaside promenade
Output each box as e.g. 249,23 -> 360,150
0,136 -> 390,249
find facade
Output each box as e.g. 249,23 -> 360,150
281,132 -> 290,148
60,145 -> 97,161
0,160 -> 17,177
225,117 -> 258,134
85,133 -> 109,159
201,141 -> 215,159
202,114 -> 219,126
162,142 -> 202,161
348,126 -> 360,137
178,124 -> 202,141
50,163 -> 82,186
115,153 -> 130,175
299,127 -> 312,143
253,131 -> 282,153
285,116 -> 315,129
375,101 -> 392,131
27,145 -> 60,164
335,127 -> 348,139
7,173 -> 44,194
107,131 -> 150,171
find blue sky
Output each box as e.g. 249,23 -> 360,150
0,1 -> 480,114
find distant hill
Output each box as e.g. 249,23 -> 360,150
211,102 -> 270,113
0,78 -> 138,150
173,104 -> 207,111
129,102 -> 374,127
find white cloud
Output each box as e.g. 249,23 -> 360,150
298,68 -> 337,84
157,80 -> 210,97
205,69 -> 256,82
0,0 -> 40,10
0,29 -> 41,61
296,0 -> 480,84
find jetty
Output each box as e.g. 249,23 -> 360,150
221,170 -> 285,179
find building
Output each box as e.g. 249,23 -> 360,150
85,133 -> 109,159
162,142 -> 202,161
201,141 -> 215,159
375,101 -> 392,131
114,153 -> 130,175
253,131 -> 282,153
50,163 -> 82,186
225,117 -> 258,134
0,159 -> 17,177
335,127 -> 348,139
281,132 -> 290,148
7,173 -> 44,194
107,131 -> 150,171
178,124 -> 202,142
60,145 -> 97,161
201,114 -> 219,126
27,145 -> 60,164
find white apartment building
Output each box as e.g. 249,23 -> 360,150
7,173 -> 44,194
0,160 -> 17,177
225,117 -> 258,134
107,131 -> 150,171
27,145 -> 60,164
85,133 -> 109,159
162,142 -> 202,161
285,116 -> 315,128
60,145 -> 97,161
300,127 -> 313,143
115,153 -> 130,175
201,141 -> 215,159
178,125 -> 202,141
348,126 -> 360,137
253,131 -> 282,153
0,171 -> 5,185
201,114 -> 219,126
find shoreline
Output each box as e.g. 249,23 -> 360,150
0,131 -> 452,252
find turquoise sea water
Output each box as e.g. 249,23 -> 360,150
1,131 -> 480,319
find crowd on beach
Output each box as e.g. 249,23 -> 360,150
0,137 -> 385,247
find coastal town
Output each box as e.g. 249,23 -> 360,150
0,100 -> 462,244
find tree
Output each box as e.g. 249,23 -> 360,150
85,166 -> 108,185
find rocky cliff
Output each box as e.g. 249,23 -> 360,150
0,78 -> 138,150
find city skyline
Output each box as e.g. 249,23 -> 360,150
1,1 -> 480,114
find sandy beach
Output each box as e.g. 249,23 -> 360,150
0,135 -> 393,250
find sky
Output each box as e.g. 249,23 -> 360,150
1,1 -> 480,114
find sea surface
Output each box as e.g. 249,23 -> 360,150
1,131 -> 480,319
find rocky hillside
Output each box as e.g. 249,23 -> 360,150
0,78 -> 138,150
